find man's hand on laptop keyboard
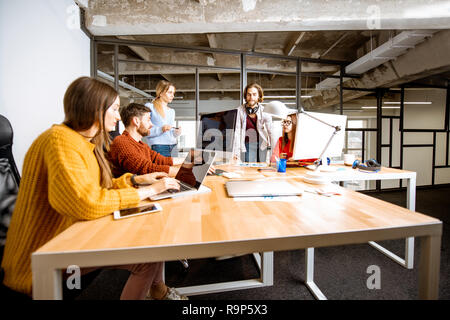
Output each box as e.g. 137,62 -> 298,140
149,178 -> 180,196
136,177 -> 180,200
137,172 -> 169,185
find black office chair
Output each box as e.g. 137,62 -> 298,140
0,115 -> 20,187
0,115 -> 20,241
0,114 -> 25,299
0,114 -> 20,248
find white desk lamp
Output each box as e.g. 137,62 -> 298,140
263,101 -> 297,119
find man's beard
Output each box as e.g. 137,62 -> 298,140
137,125 -> 150,137
246,100 -> 257,107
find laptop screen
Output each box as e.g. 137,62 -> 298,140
175,149 -> 216,189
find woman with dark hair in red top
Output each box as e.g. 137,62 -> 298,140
270,113 -> 297,163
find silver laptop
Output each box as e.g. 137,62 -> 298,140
225,180 -> 303,197
150,149 -> 216,201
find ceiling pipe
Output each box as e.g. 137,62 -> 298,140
97,70 -> 153,98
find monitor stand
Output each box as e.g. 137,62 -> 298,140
303,158 -> 335,184
305,158 -> 337,172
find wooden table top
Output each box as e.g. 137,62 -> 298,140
35,165 -> 439,254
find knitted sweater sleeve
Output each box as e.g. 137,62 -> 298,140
110,136 -> 172,175
149,148 -> 173,166
46,134 -> 140,221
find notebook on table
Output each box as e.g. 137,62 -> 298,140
225,180 -> 303,197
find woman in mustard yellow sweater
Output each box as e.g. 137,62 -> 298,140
1,77 -> 184,300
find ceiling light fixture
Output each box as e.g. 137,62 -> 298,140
262,102 -> 297,106
361,106 -> 400,109
264,95 -> 313,99
384,101 -> 432,105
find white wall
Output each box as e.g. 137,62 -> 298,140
344,90 -> 449,189
378,89 -> 449,187
402,89 -> 448,186
403,90 -> 447,130
0,0 -> 90,174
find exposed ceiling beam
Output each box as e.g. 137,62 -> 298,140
316,30 -> 436,90
116,36 -> 152,61
284,31 -> 306,56
161,74 -> 176,82
85,0 -> 450,35
319,32 -> 347,58
252,34 -> 258,52
100,53 -> 338,75
276,31 -> 306,81
117,73 -> 318,95
303,29 -> 450,110
206,33 -> 223,81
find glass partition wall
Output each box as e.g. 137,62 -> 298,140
92,37 -> 450,190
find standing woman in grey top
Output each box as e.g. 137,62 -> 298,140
144,80 -> 181,157
233,83 -> 272,162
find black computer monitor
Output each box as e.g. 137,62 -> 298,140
197,109 -> 237,163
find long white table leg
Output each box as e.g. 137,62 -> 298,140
176,252 -> 274,296
368,241 -> 406,267
405,237 -> 415,269
252,252 -> 274,285
407,175 -> 416,211
405,176 -> 416,269
368,176 -> 416,269
305,248 -> 327,300
261,252 -> 274,286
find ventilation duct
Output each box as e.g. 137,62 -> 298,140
315,30 -> 436,90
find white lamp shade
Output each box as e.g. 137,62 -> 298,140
263,101 -> 296,119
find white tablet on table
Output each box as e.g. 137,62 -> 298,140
113,203 -> 162,220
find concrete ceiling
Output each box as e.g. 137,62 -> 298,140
77,0 -> 450,110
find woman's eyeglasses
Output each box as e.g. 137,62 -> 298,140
281,120 -> 292,126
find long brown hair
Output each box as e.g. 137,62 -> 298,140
153,80 -> 175,118
244,83 -> 264,103
283,113 -> 297,153
63,76 -> 118,188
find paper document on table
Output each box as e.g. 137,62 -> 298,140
239,163 -> 267,167
233,196 -> 302,202
222,172 -> 241,179
304,184 -> 342,197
